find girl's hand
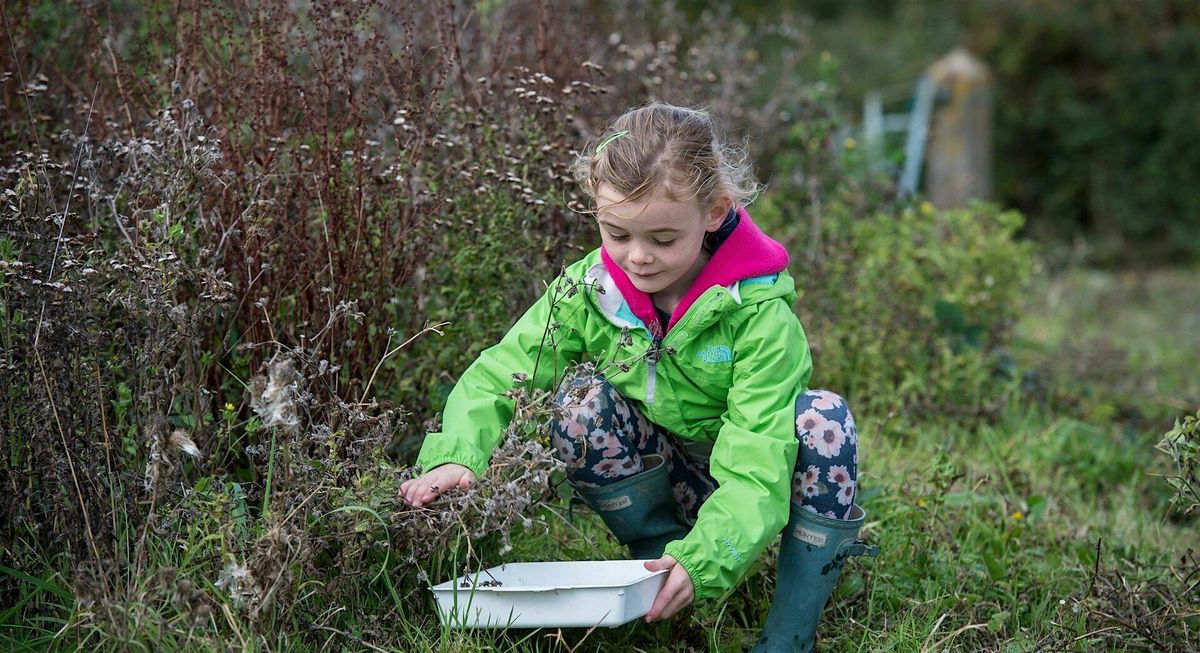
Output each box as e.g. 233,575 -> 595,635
643,555 -> 694,622
399,463 -> 476,507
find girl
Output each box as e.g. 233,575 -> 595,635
400,103 -> 875,651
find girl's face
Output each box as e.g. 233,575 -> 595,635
595,183 -> 729,302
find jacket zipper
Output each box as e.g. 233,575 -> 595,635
641,301 -> 716,405
588,277 -> 727,405
645,301 -> 715,404
645,335 -> 664,404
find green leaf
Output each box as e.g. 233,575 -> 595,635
1026,495 -> 1047,519
987,610 -> 1011,633
0,565 -> 73,602
228,481 -> 250,542
983,553 -> 1005,582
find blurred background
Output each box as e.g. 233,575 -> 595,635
2,1 -> 1197,651
735,0 -> 1200,264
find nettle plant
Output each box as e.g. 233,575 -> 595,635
1158,410 -> 1200,518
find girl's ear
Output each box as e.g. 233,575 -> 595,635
705,196 -> 733,232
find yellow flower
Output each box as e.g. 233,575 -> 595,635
1011,510 -> 1024,521
844,137 -> 857,150
919,200 -> 935,216
916,497 -> 927,508
224,402 -> 235,411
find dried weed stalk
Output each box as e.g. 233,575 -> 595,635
2,0 -> 826,646
1027,543 -> 1200,652
390,375 -> 580,584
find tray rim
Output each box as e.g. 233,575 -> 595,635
429,560 -> 668,593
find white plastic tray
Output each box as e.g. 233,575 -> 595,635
430,560 -> 668,629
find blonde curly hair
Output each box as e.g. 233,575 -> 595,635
571,103 -> 761,213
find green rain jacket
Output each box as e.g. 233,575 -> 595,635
415,209 -> 812,600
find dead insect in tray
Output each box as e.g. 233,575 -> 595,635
459,578 -> 505,587
459,567 -> 505,588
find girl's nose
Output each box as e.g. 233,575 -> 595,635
629,242 -> 654,265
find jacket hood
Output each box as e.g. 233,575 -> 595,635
599,207 -> 790,336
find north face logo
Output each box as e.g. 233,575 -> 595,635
697,345 -> 732,363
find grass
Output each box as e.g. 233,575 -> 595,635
1014,266 -> 1200,422
403,395 -> 1194,652
2,268 -> 1197,652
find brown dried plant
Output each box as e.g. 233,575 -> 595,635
1,0 -> 821,646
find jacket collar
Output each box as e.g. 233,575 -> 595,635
599,207 -> 789,336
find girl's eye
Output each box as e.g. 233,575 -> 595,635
606,233 -> 673,246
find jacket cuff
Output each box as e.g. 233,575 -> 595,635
414,436 -> 491,478
664,541 -> 712,602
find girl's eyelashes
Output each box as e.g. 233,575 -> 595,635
606,233 -> 676,247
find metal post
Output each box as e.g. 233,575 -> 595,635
863,91 -> 884,168
899,74 -> 936,200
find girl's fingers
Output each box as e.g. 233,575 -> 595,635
642,554 -> 680,621
400,467 -> 474,507
654,585 -> 681,620
659,595 -> 680,620
662,580 -> 692,619
647,565 -> 693,621
401,481 -> 428,506
406,484 -> 439,506
643,554 -> 675,573
646,581 -> 675,621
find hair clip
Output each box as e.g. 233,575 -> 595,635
595,130 -> 629,153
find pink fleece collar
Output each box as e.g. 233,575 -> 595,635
599,207 -> 789,336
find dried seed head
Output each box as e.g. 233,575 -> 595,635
170,430 -> 202,458
250,356 -> 300,432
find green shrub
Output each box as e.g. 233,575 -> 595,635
957,0 -> 1200,262
803,200 -> 1033,419
755,61 -> 1035,421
